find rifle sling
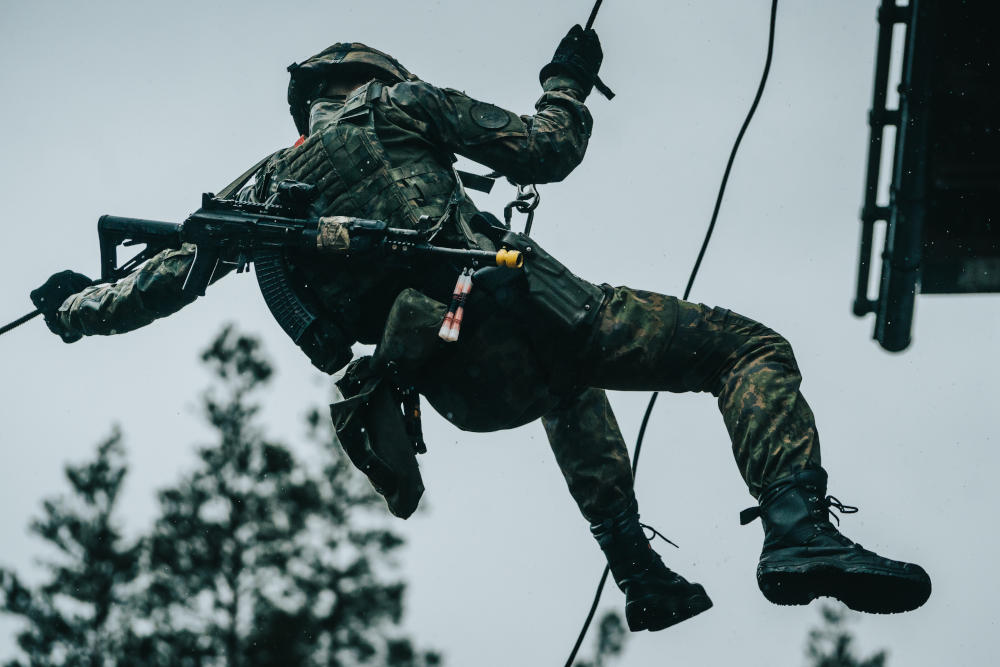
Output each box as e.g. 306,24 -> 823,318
216,151 -> 282,201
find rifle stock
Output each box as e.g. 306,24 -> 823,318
98,215 -> 182,282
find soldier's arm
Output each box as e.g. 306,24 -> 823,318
381,77 -> 593,185
56,243 -> 233,336
51,155 -> 281,339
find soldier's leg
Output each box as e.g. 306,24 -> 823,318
540,387 -> 633,523
582,286 -> 930,614
584,287 -> 819,498
542,387 -> 712,631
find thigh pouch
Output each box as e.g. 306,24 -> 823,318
330,357 -> 425,519
328,288 -> 448,519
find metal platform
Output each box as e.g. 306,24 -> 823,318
855,0 -> 1000,351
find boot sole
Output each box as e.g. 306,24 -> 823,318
758,561 -> 931,614
626,586 -> 714,632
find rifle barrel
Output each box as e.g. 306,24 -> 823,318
386,242 -> 522,268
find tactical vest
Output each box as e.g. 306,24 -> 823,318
248,80 -> 603,389
254,80 -> 483,352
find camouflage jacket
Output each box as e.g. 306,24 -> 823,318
57,75 -> 593,370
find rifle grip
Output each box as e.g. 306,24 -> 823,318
182,246 -> 220,297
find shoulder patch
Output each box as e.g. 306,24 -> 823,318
470,103 -> 511,130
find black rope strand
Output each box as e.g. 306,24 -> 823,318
0,309 -> 42,337
563,393 -> 658,667
563,1 -> 778,664
563,567 -> 610,667
585,0 -> 604,30
683,0 -> 778,302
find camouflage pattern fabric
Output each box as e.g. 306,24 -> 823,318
56,243 -> 224,336
549,287 -> 822,519
541,387 -> 635,522
401,289 -> 568,433
287,42 -> 419,135
53,53 -> 821,526
372,283 -> 821,521
56,74 -> 592,343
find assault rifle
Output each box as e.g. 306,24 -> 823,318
2,181 -> 522,340
98,182 -> 522,343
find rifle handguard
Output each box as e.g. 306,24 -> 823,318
315,216 -> 524,269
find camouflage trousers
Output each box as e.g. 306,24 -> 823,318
542,287 -> 821,523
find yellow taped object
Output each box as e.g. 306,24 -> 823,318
496,248 -> 524,268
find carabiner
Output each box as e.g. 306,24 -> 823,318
503,184 -> 541,235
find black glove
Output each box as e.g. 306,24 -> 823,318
539,24 -> 604,97
30,270 -> 92,343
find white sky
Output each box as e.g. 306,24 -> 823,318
1,1 -> 997,665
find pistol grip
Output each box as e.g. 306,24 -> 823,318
182,246 -> 220,297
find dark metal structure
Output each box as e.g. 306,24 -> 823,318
855,0 -> 1000,351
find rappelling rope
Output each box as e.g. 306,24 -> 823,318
585,0 -> 603,31
0,310 -> 42,336
563,0 -> 779,664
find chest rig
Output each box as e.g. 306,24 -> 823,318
252,81 -> 488,357
275,81 -> 477,233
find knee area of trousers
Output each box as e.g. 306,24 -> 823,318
717,309 -> 794,360
738,324 -> 798,367
756,330 -> 799,369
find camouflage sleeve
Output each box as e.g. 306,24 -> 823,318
381,77 -> 593,185
55,243 -> 231,336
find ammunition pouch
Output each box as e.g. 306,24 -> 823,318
466,212 -> 607,334
328,288 -> 449,518
372,288 -> 448,373
330,357 -> 425,519
497,230 -> 606,333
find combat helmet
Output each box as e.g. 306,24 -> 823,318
287,42 -> 418,135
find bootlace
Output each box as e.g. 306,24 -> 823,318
640,522 -> 679,549
739,492 -> 861,529
823,495 -> 859,526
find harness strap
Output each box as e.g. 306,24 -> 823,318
216,151 -> 281,201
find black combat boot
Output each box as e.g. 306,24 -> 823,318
741,468 -> 931,614
590,502 -> 713,631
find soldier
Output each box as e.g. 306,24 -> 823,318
30,27 -> 930,633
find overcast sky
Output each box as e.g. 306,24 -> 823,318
2,1 -> 997,665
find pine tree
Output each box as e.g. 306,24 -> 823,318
805,604 -> 888,667
3,326 -> 439,666
0,429 -> 141,666
573,611 -> 627,667
133,325 -> 439,666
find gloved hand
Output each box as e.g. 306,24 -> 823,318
539,24 -> 604,97
30,270 -> 92,343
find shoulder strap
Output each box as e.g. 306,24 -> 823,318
216,150 -> 283,201
341,80 -> 384,122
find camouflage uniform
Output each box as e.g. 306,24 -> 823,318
56,47 -> 820,524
